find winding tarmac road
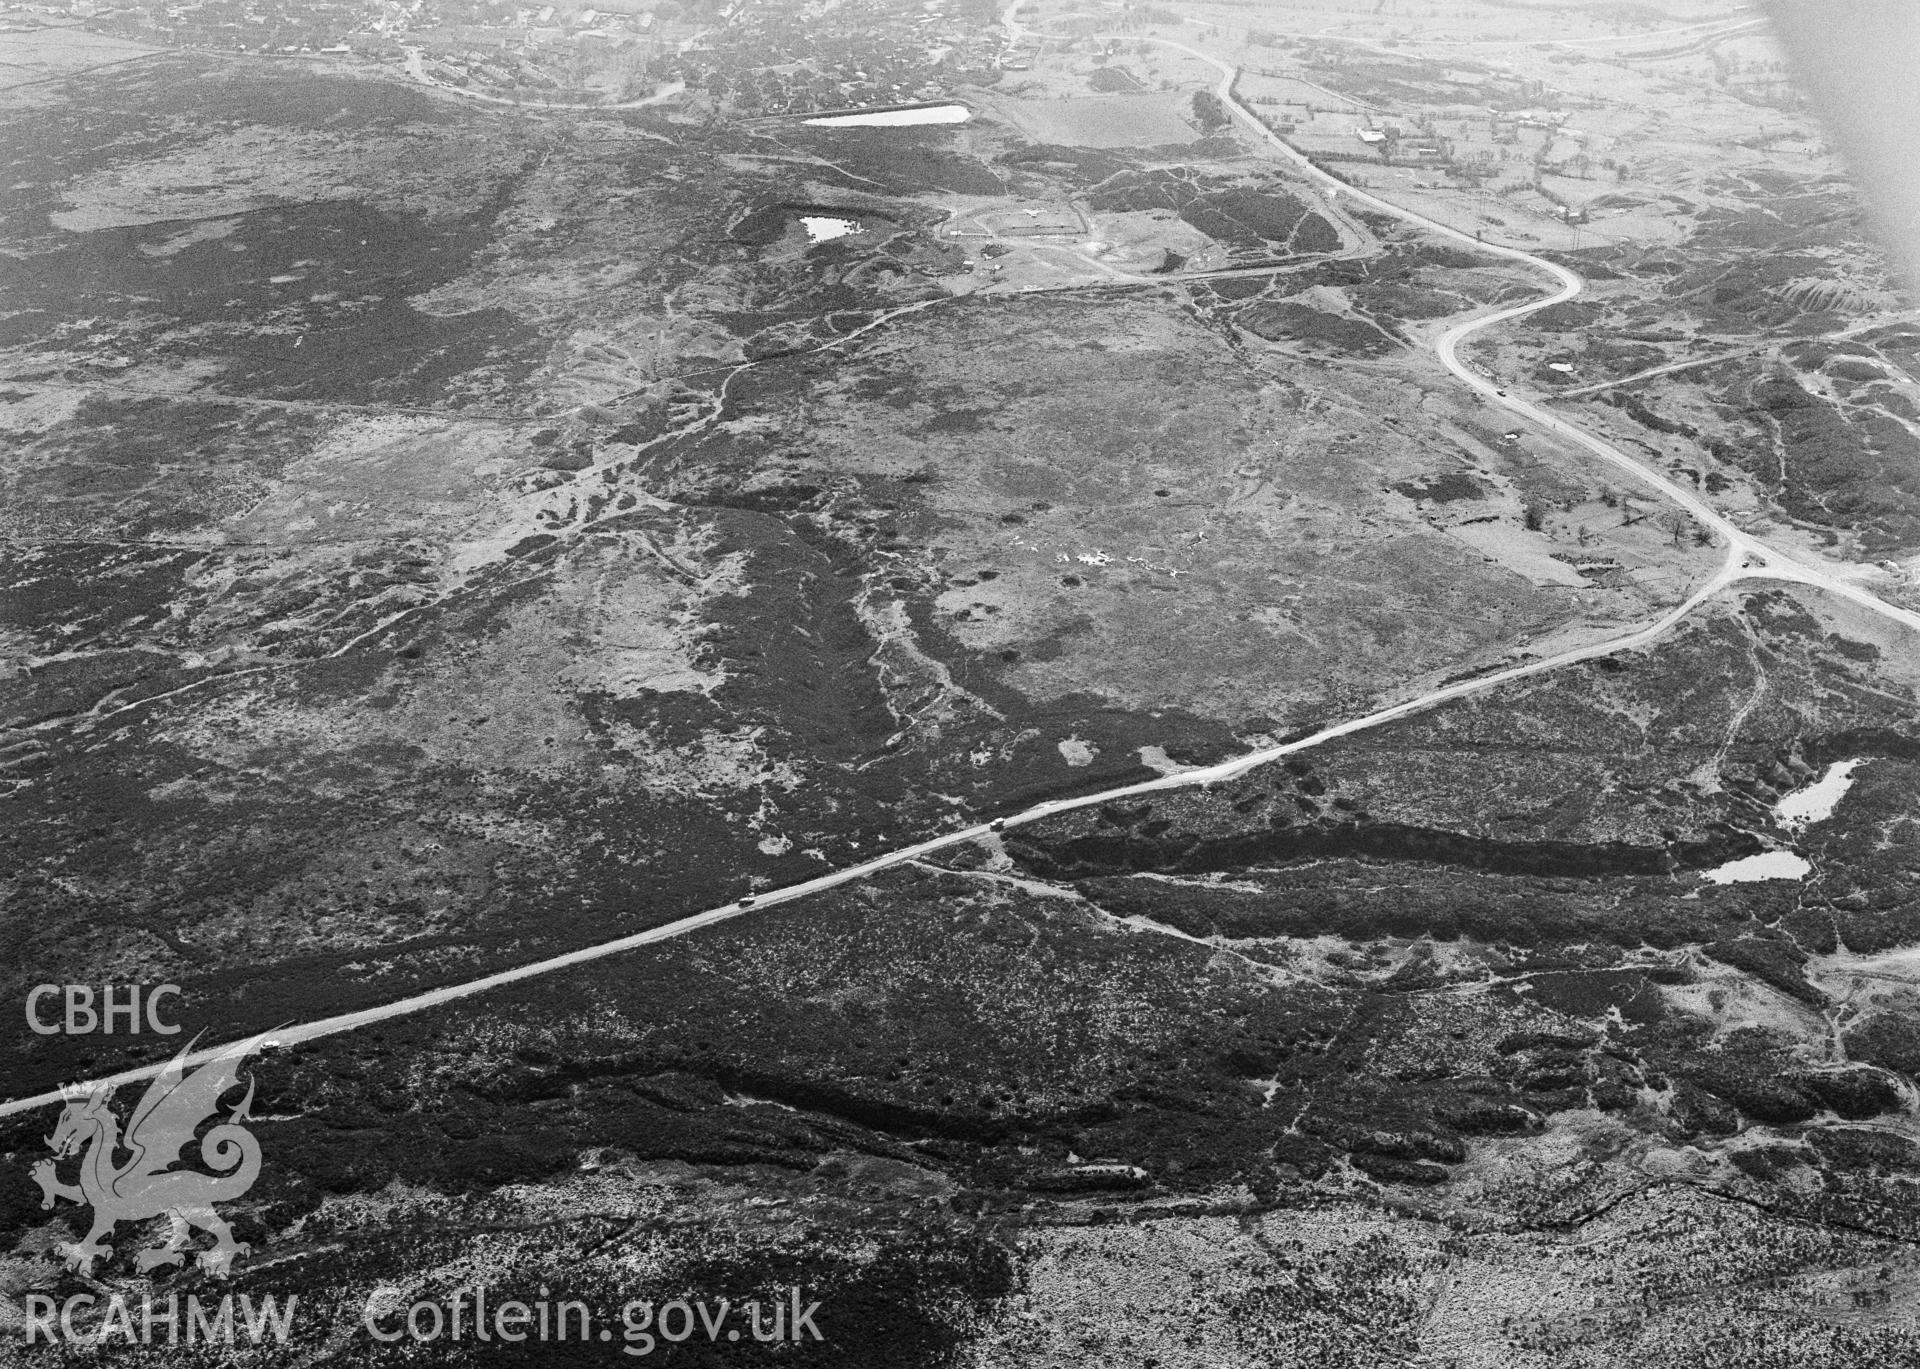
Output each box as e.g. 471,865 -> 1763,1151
7,11 -> 1918,1119
0,551 -> 1742,1122
1124,27 -> 1920,637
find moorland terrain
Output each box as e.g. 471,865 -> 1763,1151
5,0 -> 1920,1364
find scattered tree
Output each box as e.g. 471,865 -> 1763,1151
1192,89 -> 1230,131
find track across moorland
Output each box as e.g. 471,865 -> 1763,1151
7,11 -> 1918,1118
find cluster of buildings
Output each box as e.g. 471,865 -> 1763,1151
1353,122 -> 1452,163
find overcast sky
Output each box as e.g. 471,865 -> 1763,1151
1760,0 -> 1920,290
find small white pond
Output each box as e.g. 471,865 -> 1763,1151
1704,851 -> 1813,884
803,103 -> 970,127
1775,758 -> 1868,828
800,215 -> 860,243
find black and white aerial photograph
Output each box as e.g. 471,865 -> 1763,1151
5,0 -> 1920,1362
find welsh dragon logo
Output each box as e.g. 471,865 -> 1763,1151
31,1036 -> 266,1278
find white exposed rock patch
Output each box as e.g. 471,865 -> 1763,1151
1057,735 -> 1097,767
1136,745 -> 1198,776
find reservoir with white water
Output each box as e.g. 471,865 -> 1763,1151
1703,851 -> 1814,885
1775,758 -> 1869,827
800,215 -> 861,243
802,103 -> 970,127
728,202 -> 897,250
1696,757 -> 1870,885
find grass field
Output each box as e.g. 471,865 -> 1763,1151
988,93 -> 1200,149
0,26 -> 161,94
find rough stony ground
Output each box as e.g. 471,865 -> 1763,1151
4,20 -> 1920,1369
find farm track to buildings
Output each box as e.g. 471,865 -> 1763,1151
1549,347 -> 1768,399
1550,311 -> 1920,399
7,8 -> 1920,1114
